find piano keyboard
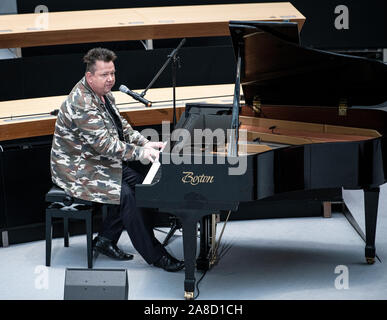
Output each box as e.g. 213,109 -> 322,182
142,161 -> 161,184
142,141 -> 167,185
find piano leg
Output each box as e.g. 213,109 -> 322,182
364,187 -> 379,264
174,210 -> 214,300
180,214 -> 200,300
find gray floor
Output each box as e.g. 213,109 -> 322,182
0,186 -> 387,300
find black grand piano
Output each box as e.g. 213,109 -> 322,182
136,21 -> 387,299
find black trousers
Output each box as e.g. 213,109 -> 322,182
99,163 -> 165,264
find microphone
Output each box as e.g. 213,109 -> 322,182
119,85 -> 152,107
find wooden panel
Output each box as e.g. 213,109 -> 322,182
0,108 -> 186,141
0,84 -> 233,119
0,3 -> 305,48
0,84 -> 235,141
0,118 -> 56,142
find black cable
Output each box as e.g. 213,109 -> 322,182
194,269 -> 208,300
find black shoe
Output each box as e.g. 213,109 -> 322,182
153,253 -> 184,272
112,244 -> 134,260
93,236 -> 133,261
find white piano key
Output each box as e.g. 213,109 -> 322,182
142,141 -> 167,184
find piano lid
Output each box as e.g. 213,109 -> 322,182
229,21 -> 387,108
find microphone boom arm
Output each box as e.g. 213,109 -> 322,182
140,38 -> 187,98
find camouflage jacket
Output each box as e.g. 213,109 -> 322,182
50,77 -> 149,204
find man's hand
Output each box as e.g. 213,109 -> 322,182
144,141 -> 166,150
140,147 -> 160,163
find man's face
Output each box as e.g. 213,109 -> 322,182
86,60 -> 116,97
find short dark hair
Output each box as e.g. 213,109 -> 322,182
83,47 -> 117,73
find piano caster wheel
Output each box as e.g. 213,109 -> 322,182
366,257 -> 375,265
184,291 -> 194,300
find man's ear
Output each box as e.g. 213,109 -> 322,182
85,71 -> 93,84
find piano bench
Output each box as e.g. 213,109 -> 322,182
45,185 -> 107,269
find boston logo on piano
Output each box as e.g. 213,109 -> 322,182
181,171 -> 215,185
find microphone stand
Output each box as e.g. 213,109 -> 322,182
140,38 -> 186,130
139,39 -> 186,246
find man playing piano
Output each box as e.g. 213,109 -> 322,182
50,47 -> 184,272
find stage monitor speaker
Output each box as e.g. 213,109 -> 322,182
64,268 -> 128,300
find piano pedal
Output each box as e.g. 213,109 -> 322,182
209,255 -> 218,268
197,256 -> 211,271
